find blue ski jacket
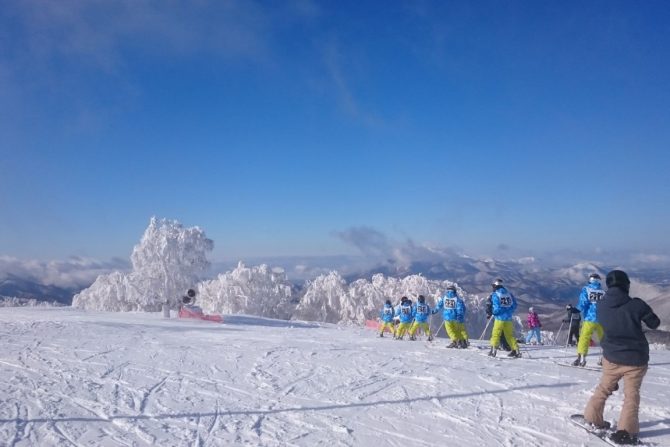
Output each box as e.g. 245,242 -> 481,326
491,287 -> 517,321
412,302 -> 432,323
395,303 -> 415,323
380,304 -> 395,323
577,282 -> 605,323
433,291 -> 466,322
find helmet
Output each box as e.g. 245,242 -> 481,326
385,299 -> 391,306
588,273 -> 601,283
187,289 -> 196,298
529,306 -> 534,313
566,304 -> 572,309
418,295 -> 425,303
491,278 -> 504,290
446,285 -> 457,292
401,296 -> 408,303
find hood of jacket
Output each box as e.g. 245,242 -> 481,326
603,286 -> 631,309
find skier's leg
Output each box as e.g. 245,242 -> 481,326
577,322 -> 595,356
445,321 -> 459,346
457,322 -> 468,341
536,328 -> 542,344
584,358 -> 622,427
618,362 -> 648,435
420,322 -> 430,336
490,320 -> 503,348
408,322 -> 419,337
502,321 -> 519,351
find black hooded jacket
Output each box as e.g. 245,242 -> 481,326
599,286 -> 661,366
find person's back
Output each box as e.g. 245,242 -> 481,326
583,270 -> 661,445
599,279 -> 660,366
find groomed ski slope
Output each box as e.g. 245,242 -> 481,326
1,308 -> 669,447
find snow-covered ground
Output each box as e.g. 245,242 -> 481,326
1,308 -> 669,446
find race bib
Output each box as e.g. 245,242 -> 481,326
383,308 -> 393,316
498,293 -> 512,307
417,305 -> 428,313
588,290 -> 605,303
444,299 -> 456,309
401,307 -> 411,315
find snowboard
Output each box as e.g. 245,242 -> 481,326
556,361 -> 602,372
569,414 -> 645,446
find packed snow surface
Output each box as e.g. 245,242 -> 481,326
1,308 -> 669,446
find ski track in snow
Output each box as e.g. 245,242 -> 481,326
0,308 -> 669,446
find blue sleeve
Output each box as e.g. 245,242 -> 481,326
577,288 -> 589,314
491,294 -> 501,316
456,299 -> 465,320
432,299 -> 443,314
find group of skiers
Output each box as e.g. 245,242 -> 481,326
378,285 -> 468,348
376,270 -> 661,445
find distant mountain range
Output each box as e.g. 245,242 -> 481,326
0,274 -> 77,305
2,257 -> 668,331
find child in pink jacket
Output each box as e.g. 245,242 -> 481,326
525,307 -> 542,345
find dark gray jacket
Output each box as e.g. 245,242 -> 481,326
599,286 -> 660,366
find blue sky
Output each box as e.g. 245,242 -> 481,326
1,0 -> 669,263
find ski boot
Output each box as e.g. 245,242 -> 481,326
488,347 -> 497,357
572,355 -> 586,367
458,340 -> 468,349
609,430 -> 637,445
427,335 -> 434,342
446,341 -> 458,348
379,332 -> 384,338
409,335 -> 416,341
508,349 -> 521,358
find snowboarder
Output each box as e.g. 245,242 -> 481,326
525,307 -> 542,345
409,295 -> 433,341
573,273 -> 605,366
583,270 -> 661,445
433,285 -> 468,348
394,297 -> 414,340
564,304 -> 581,346
378,300 -> 396,337
487,279 -> 520,358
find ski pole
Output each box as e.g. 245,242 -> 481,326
565,314 -> 574,348
555,321 -> 564,346
433,319 -> 444,339
479,317 -> 493,340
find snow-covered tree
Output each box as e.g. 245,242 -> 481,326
197,262 -> 294,319
293,271 -> 351,323
72,217 -> 213,311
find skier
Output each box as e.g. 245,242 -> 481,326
488,279 -> 521,358
525,307 -> 542,345
486,293 -> 511,351
564,304 -> 581,346
394,297 -> 414,340
573,273 -> 605,366
583,270 -> 660,445
433,285 -> 469,348
378,299 -> 396,338
409,295 -> 433,341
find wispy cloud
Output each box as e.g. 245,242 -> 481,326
334,226 -> 457,268
0,256 -> 129,289
0,0 -> 317,132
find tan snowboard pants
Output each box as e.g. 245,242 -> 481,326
584,357 -> 648,435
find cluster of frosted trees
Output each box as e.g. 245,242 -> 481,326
73,217 -> 213,311
73,218 -> 493,334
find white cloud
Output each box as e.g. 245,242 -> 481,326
0,255 -> 129,289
